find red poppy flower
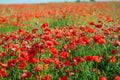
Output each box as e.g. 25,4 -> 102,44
60,51 -> 69,59
61,44 -> 68,52
114,40 -> 120,47
49,47 -> 58,57
56,33 -> 62,38
106,17 -> 114,22
72,56 -> 80,62
103,28 -> 110,35
28,58 -> 39,64
20,72 -> 31,79
18,29 -> 25,35
54,59 -> 61,69
7,59 -> 18,67
51,39 -> 59,45
59,76 -> 68,80
10,32 -> 18,39
116,26 -> 120,32
43,58 -> 52,64
85,56 -> 94,62
21,46 -> 27,51
55,29 -> 62,38
92,68 -> 97,72
36,75 -> 39,80
34,64 -> 42,72
114,75 -> 120,80
72,56 -> 84,65
111,49 -> 118,55
89,21 -> 94,25
41,22 -> 49,29
78,37 -> 90,46
86,26 -> 95,33
70,40 -> 76,50
0,68 -> 7,77
44,29 -> 51,35
93,35 -> 106,45
70,28 -> 76,35
18,61 -> 26,70
95,23 -> 102,28
41,74 -> 51,80
1,52 -> 6,57
99,76 -> 107,80
63,60 -> 70,67
9,52 -> 15,56
45,41 -> 53,48
32,28 -> 38,34
28,47 -> 37,56
109,56 -> 116,63
93,56 -> 101,63
19,51 -> 29,61
0,62 -> 8,68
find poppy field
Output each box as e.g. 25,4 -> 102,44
0,2 -> 120,80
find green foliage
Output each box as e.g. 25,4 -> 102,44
90,0 -> 95,2
76,0 -> 81,2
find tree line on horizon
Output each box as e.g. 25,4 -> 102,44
76,0 -> 120,2
76,0 -> 95,2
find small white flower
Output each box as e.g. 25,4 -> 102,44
11,48 -> 16,51
26,45 -> 31,48
73,59 -> 77,62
